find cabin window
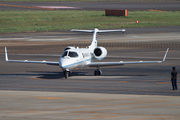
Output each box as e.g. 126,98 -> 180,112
82,53 -> 89,58
69,52 -> 78,57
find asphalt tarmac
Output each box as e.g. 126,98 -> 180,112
0,1 -> 180,11
0,26 -> 180,119
1,47 -> 180,96
0,48 -> 180,120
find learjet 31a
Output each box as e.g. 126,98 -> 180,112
5,28 -> 169,78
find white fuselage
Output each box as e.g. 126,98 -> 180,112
59,28 -> 99,71
59,48 -> 94,70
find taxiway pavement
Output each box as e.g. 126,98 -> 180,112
0,1 -> 180,11
0,28 -> 180,120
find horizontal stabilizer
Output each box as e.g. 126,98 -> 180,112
98,29 -> 125,33
71,28 -> 125,33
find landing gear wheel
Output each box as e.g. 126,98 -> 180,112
64,71 -> 70,79
94,69 -> 101,76
97,70 -> 101,76
94,70 -> 98,76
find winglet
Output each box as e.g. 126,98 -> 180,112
5,47 -> 9,61
162,48 -> 169,62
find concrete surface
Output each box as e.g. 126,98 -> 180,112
0,90 -> 180,120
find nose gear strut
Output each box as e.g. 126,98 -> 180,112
63,69 -> 70,79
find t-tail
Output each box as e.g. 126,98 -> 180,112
71,28 -> 125,49
89,28 -> 99,49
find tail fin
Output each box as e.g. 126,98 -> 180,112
89,28 -> 99,49
71,28 -> 126,49
71,28 -> 99,49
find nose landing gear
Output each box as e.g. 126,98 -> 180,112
63,70 -> 70,79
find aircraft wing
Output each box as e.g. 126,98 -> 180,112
87,48 -> 169,67
5,47 -> 59,66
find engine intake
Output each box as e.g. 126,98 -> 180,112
94,47 -> 107,60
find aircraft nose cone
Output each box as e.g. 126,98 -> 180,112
59,59 -> 66,68
59,58 -> 73,69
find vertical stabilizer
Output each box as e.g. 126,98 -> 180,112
89,28 -> 99,49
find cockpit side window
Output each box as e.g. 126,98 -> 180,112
69,52 -> 78,57
62,51 -> 68,57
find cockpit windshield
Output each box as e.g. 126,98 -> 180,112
69,52 -> 78,57
62,51 -> 78,58
62,51 -> 68,57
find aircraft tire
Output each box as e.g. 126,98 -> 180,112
64,71 -> 70,79
94,69 -> 101,76
97,70 -> 101,76
94,70 -> 98,76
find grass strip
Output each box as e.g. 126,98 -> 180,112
0,10 -> 180,33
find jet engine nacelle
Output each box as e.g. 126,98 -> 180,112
93,47 -> 107,60
64,46 -> 75,51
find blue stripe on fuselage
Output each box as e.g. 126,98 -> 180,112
61,58 -> 93,68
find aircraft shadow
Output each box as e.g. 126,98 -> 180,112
36,71 -> 88,79
0,71 -> 147,80
36,71 -> 147,79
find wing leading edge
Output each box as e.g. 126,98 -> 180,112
5,47 -> 59,66
87,48 -> 169,67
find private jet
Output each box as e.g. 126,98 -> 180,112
5,28 -> 169,78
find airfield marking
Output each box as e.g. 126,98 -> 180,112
0,4 -> 78,10
34,6 -> 78,9
0,4 -> 54,10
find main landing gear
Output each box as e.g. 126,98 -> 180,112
63,70 -> 70,79
94,67 -> 102,76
